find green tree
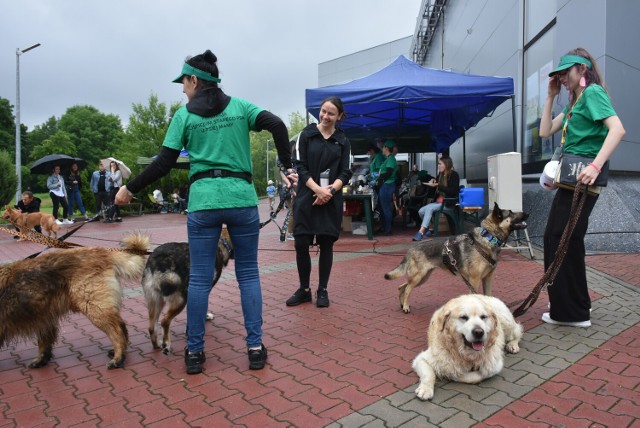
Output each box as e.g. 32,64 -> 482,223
30,131 -> 77,162
0,150 -> 17,206
57,105 -> 124,166
288,111 -> 307,136
28,116 -> 59,156
0,98 -> 15,155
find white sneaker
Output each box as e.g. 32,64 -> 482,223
286,233 -> 295,241
55,219 -> 64,225
63,219 -> 74,224
541,312 -> 591,327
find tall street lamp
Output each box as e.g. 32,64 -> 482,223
15,43 -> 41,203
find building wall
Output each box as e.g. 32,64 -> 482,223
318,37 -> 413,87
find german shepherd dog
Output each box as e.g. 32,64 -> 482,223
385,203 -> 528,313
0,233 -> 149,369
142,227 -> 234,354
2,205 -> 60,239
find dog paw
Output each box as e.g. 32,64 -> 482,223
402,306 -> 411,314
415,384 -> 434,400
505,341 -> 520,354
106,354 -> 125,369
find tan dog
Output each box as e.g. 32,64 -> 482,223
385,203 -> 528,313
0,233 -> 149,369
412,294 -> 522,400
142,227 -> 234,353
2,205 -> 60,238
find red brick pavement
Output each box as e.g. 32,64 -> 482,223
586,253 -> 640,288
1,203 -> 638,426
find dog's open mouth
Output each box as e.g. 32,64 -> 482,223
512,220 -> 527,230
463,337 -> 485,351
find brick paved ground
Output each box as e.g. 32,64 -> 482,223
1,202 -> 638,427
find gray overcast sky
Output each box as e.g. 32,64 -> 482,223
2,0 -> 421,130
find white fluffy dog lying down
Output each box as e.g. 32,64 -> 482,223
412,294 -> 523,400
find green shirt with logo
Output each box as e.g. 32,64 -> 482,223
163,98 -> 263,211
562,84 -> 617,158
379,154 -> 397,184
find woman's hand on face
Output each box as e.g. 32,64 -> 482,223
548,76 -> 561,97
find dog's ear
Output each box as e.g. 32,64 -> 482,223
440,310 -> 451,332
492,202 -> 503,221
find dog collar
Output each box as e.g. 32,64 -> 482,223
480,228 -> 505,247
220,237 -> 234,259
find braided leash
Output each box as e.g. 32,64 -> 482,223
511,182 -> 589,317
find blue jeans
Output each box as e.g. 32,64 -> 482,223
418,202 -> 443,230
186,207 -> 262,352
379,183 -> 395,233
67,187 -> 86,216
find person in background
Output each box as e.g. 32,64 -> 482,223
152,187 -> 169,212
105,161 -> 123,223
266,179 -> 276,212
13,190 -> 42,238
171,187 -> 187,213
285,96 -> 352,308
377,139 -> 398,236
413,156 -> 460,241
47,165 -> 72,225
115,49 -> 292,374
538,47 -> 625,327
66,162 -> 89,221
90,161 -> 112,219
367,141 -> 385,182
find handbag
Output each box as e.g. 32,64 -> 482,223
554,153 -> 609,195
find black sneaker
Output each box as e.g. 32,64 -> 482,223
184,348 -> 206,375
316,289 -> 330,308
286,288 -> 312,306
248,345 -> 268,370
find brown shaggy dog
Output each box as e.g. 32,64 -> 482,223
0,233 -> 149,369
2,205 -> 60,238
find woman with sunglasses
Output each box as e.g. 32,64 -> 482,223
539,47 -> 625,327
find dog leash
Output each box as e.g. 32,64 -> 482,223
511,182 -> 589,317
442,236 -> 478,294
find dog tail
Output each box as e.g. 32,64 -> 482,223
384,257 -> 408,280
112,233 -> 150,280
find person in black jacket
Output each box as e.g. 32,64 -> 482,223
13,191 -> 42,237
66,162 -> 88,220
286,96 -> 352,308
413,156 -> 460,241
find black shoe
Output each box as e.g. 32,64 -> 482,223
184,348 -> 206,374
248,345 -> 268,370
114,217 -> 123,223
316,288 -> 330,308
286,288 -> 312,306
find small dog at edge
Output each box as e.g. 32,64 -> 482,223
385,202 -> 528,313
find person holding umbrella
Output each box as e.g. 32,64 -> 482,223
47,165 -> 72,224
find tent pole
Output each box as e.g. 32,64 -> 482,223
462,131 -> 467,179
511,96 -> 517,152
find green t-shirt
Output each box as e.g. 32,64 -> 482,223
562,84 -> 617,157
163,98 -> 263,211
379,154 -> 397,184
369,152 -> 385,174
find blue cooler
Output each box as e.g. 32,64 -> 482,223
459,187 -> 484,208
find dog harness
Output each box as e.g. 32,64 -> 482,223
442,233 -> 499,293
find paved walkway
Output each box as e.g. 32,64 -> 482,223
0,202 -> 638,427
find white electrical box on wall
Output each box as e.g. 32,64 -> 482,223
487,152 -> 522,212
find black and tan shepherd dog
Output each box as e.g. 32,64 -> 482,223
0,233 -> 149,369
142,227 -> 234,354
385,203 -> 528,313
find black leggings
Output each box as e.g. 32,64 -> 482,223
294,234 -> 335,290
50,192 -> 68,219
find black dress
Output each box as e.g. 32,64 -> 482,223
293,123 -> 352,240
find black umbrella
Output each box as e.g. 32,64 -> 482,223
30,154 -> 86,175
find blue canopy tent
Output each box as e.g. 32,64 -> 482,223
305,55 -> 515,173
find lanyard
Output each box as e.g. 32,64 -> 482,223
560,88 -> 585,146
